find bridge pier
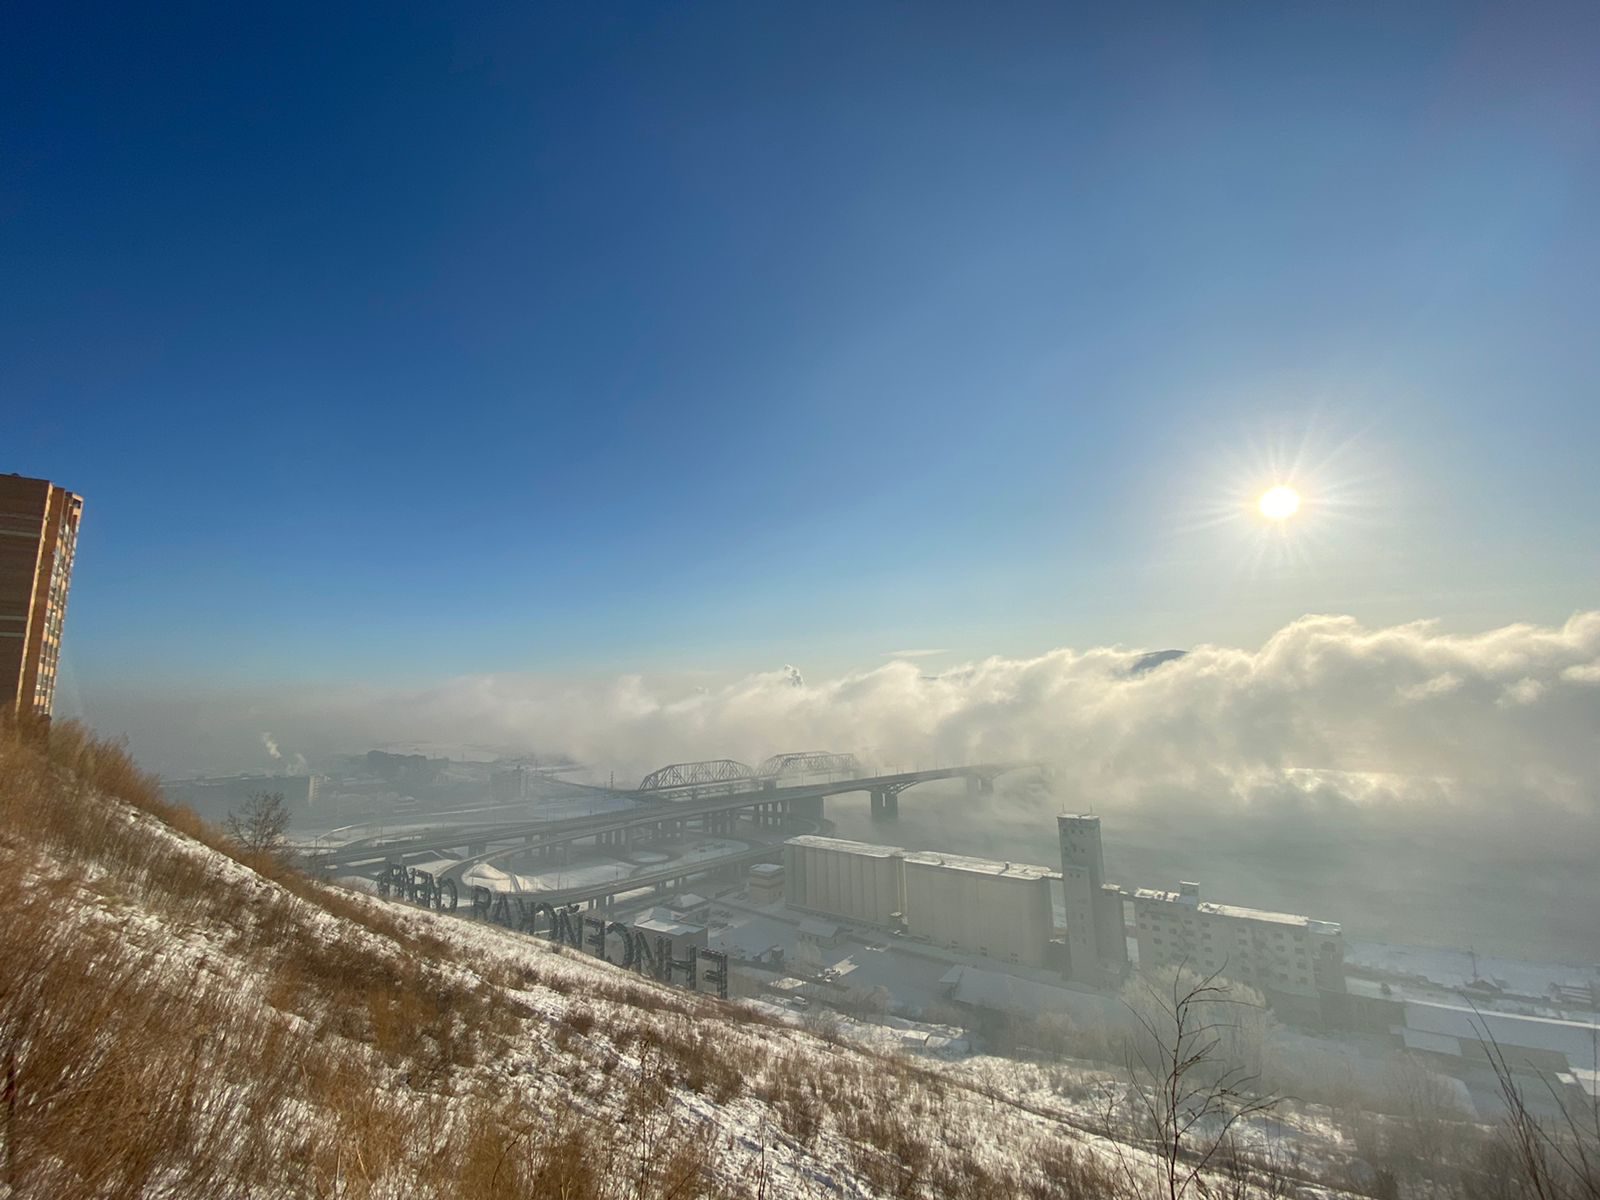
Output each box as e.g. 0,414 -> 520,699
870,788 -> 899,819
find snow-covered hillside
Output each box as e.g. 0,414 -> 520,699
6,720 -> 1565,1199
0,721 -> 1153,1198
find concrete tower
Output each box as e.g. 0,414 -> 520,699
1058,814 -> 1126,983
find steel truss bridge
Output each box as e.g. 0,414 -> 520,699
636,751 -> 860,793
311,755 -> 1028,910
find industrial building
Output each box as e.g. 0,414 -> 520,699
1132,880 -> 1346,1021
1058,815 -> 1129,984
632,907 -> 708,961
747,862 -> 785,905
491,765 -> 531,802
902,851 -> 1057,967
784,835 -> 1062,968
784,821 -> 1351,1006
1339,981 -> 1600,1107
669,892 -> 712,924
784,835 -> 908,928
0,474 -> 83,719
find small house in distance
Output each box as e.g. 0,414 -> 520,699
670,892 -> 712,925
632,908 -> 708,962
747,862 -> 785,905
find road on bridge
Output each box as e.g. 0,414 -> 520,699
312,762 -> 1028,888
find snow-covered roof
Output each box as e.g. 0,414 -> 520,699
748,863 -> 784,878
786,834 -> 905,858
1403,1000 -> 1600,1067
633,908 -> 704,938
1556,1067 -> 1600,1099
673,892 -> 711,909
1132,887 -> 1338,931
902,850 -> 1058,882
1399,1027 -> 1463,1056
799,918 -> 839,939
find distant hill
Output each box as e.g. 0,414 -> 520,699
1128,649 -> 1187,676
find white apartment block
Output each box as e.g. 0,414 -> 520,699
1132,880 -> 1345,1018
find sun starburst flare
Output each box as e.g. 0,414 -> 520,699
1259,485 -> 1301,521
1162,412 -> 1388,582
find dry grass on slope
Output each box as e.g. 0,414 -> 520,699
0,718 -> 1121,1200
0,718 -> 728,1198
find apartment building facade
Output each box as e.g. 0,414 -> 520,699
1132,880 -> 1346,1021
1,474 -> 83,718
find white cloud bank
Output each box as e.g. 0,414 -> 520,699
266,611 -> 1600,794
77,612 -> 1600,956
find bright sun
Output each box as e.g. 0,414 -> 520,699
1258,485 -> 1301,521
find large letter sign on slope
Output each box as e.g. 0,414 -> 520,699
375,865 -> 728,1000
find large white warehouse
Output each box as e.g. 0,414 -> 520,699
902,851 -> 1057,968
784,835 -> 906,927
783,835 -> 1060,968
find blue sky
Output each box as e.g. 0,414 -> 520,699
6,1 -> 1598,691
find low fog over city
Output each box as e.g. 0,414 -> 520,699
81,611 -> 1600,959
7,2 -> 1599,1197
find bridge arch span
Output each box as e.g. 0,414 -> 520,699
755,751 -> 860,781
637,759 -> 754,791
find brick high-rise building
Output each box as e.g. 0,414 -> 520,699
1,474 -> 84,718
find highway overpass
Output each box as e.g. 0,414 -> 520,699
310,760 -> 1028,886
